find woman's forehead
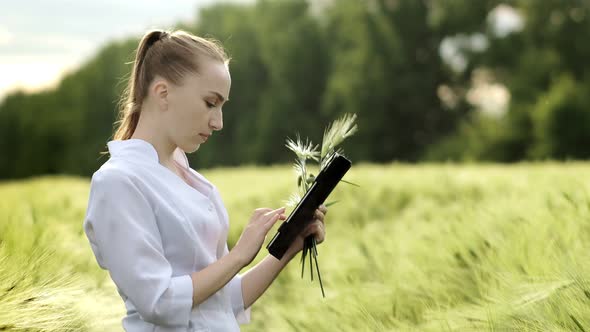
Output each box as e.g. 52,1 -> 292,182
185,60 -> 230,97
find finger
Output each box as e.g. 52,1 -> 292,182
264,212 -> 282,230
314,209 -> 325,220
304,221 -> 322,236
305,227 -> 325,244
319,204 -> 328,214
313,221 -> 325,243
264,206 -> 286,217
254,208 -> 273,216
253,208 -> 272,219
316,231 -> 325,244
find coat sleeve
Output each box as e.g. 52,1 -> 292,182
224,243 -> 251,324
83,169 -> 194,327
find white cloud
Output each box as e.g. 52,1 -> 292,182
0,26 -> 14,45
0,55 -> 79,101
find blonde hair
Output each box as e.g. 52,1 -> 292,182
112,29 -> 230,142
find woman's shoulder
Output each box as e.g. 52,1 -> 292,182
91,159 -> 144,191
88,166 -> 158,211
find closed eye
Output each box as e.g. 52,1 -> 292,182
205,101 -> 216,108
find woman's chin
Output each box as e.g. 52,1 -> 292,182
189,143 -> 201,153
178,141 -> 201,154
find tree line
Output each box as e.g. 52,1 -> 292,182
1,0 -> 588,179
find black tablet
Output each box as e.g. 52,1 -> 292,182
266,153 -> 352,260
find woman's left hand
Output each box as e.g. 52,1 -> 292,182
285,204 -> 328,258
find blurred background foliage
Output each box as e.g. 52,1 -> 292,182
1,0 -> 589,179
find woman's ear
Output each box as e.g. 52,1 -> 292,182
151,78 -> 169,111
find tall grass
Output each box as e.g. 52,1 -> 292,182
0,176 -> 124,331
1,163 -> 589,331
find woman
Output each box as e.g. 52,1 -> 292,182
82,29 -> 327,332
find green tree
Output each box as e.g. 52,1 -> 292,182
250,0 -> 329,164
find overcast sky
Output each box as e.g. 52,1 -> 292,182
0,0 -> 248,101
0,1 -> 521,103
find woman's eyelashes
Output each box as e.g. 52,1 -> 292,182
205,100 -> 216,108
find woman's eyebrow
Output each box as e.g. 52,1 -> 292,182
208,91 -> 228,103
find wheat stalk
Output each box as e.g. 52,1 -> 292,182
282,113 -> 358,298
284,113 -> 358,207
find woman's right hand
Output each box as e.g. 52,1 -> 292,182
232,207 -> 287,267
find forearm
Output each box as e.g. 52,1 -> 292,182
190,249 -> 244,307
241,250 -> 298,309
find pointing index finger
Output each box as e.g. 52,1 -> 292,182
264,206 -> 286,217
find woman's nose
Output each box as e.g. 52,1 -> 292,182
209,111 -> 223,131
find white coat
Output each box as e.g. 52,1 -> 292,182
83,138 -> 250,332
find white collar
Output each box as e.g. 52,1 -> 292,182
106,138 -> 190,170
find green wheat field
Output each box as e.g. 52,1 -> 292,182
1,162 -> 590,331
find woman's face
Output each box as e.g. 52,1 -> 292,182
163,58 -> 231,153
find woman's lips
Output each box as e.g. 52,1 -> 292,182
199,134 -> 210,141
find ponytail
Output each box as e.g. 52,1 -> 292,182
100,29 -> 229,157
113,30 -> 168,141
